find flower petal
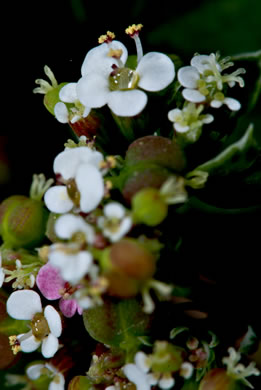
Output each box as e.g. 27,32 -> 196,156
191,55 -> 212,73
158,375 -> 175,389
26,363 -> 45,380
59,298 -> 78,318
18,331 -> 41,353
77,73 -> 110,108
41,333 -> 59,358
75,164 -> 104,213
224,97 -> 241,111
174,123 -> 190,133
210,99 -> 223,108
54,102 -> 69,123
59,83 -> 77,103
55,213 -> 95,244
36,263 -> 64,300
182,88 -> 206,103
81,41 -> 128,76
108,89 -> 147,117
178,66 -> 200,88
44,305 -> 62,337
49,373 -> 65,390
202,114 -> 214,124
135,352 -> 150,373
0,268 -> 4,287
137,52 -> 175,91
44,186 -> 74,214
104,202 -> 125,219
168,108 -> 182,122
123,364 -> 150,390
7,290 -> 42,320
60,251 -> 93,285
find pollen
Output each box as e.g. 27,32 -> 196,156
9,335 -> 21,355
98,31 -> 116,44
107,48 -> 123,59
125,24 -> 143,36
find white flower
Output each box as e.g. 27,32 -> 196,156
178,53 -> 245,110
123,351 -> 175,390
47,213 -> 94,284
168,103 -> 214,134
44,146 -> 104,214
76,27 -> 175,117
26,362 -> 65,390
97,202 -> 132,242
0,253 -> 5,287
7,290 -> 62,358
54,83 -> 91,124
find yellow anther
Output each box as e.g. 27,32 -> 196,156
9,336 -> 21,355
125,24 -> 143,36
107,48 -> 123,59
98,31 -> 115,44
107,156 -> 117,168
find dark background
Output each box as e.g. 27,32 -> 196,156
1,0 -> 261,374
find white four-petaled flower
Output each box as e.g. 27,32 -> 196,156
26,362 -> 65,390
76,31 -> 175,117
97,202 -> 132,242
7,290 -> 62,358
44,146 -> 104,214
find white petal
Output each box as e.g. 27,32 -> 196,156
75,164 -> 104,213
18,332 -> 41,353
59,83 -> 77,103
77,73 -> 110,108
159,375 -> 175,389
224,97 -> 241,111
26,364 -> 45,380
191,54 -> 214,73
44,305 -> 62,337
107,217 -> 132,242
7,290 -> 42,320
168,108 -> 182,122
182,88 -> 206,103
0,268 -> 4,287
49,374 -> 65,390
174,123 -> 190,133
81,41 -> 128,76
210,99 -> 223,108
55,214 -> 93,240
108,89 -> 147,117
123,364 -> 150,390
60,251 -> 93,284
41,334 -> 59,358
104,202 -> 125,219
178,66 -> 200,88
44,186 -> 74,214
137,52 -> 175,91
135,352 -> 150,373
147,373 -> 159,386
83,106 -> 91,117
202,114 -> 214,124
54,103 -> 69,123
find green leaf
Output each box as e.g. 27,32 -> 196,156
83,298 -> 150,359
189,123 -> 258,176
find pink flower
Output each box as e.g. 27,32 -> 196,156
36,263 -> 83,318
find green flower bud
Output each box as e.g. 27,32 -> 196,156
0,196 -> 49,249
132,187 -> 168,226
199,369 -> 240,390
68,376 -> 94,390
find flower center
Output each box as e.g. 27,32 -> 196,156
67,178 -> 81,207
31,312 -> 50,341
109,67 -> 139,91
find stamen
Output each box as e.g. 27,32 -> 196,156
9,336 -> 21,355
125,24 -> 144,63
98,31 -> 115,44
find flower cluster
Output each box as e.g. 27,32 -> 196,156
1,23 -> 260,390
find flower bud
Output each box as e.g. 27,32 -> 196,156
125,135 -> 186,172
199,368 -> 238,390
43,82 -> 67,115
150,341 -> 184,373
132,188 -> 168,226
0,196 -> 49,249
102,239 -> 156,281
